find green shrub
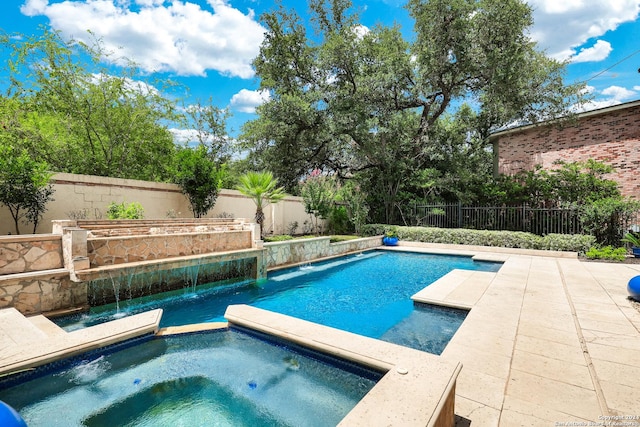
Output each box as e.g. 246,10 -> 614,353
330,235 -> 360,243
361,224 -> 390,237
263,234 -> 294,242
539,234 -> 596,253
585,246 -> 627,261
579,197 -> 640,246
362,224 -> 595,254
327,205 -> 351,235
106,201 -> 145,219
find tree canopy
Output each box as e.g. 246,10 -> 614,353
241,0 -> 585,222
0,144 -> 54,234
2,28 -> 179,181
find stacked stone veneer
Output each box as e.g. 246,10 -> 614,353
265,236 -> 382,269
0,235 -> 87,315
0,235 -> 63,274
0,270 -> 86,315
494,102 -> 640,198
88,230 -> 252,267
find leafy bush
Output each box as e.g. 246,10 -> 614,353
329,235 -> 360,243
172,146 -> 223,218
585,246 -> 627,261
361,224 -> 595,253
539,234 -> 596,254
579,197 -> 640,246
327,205 -> 351,235
621,231 -> 640,247
0,146 -> 55,234
485,160 -> 621,207
263,234 -> 294,242
300,170 -> 336,234
106,201 -> 145,219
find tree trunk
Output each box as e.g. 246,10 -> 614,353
255,207 -> 265,238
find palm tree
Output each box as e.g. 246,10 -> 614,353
236,171 -> 286,237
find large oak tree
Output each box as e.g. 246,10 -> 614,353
242,0 -> 585,222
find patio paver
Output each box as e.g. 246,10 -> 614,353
407,243 -> 640,425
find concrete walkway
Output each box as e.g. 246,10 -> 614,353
405,245 -> 640,425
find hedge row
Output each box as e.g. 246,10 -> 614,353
361,224 -> 596,254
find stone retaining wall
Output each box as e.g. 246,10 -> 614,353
265,236 -> 382,269
0,270 -> 86,315
87,230 -> 252,267
0,226 -> 379,314
0,235 -> 64,275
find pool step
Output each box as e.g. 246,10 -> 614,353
0,307 -> 163,376
0,308 -> 47,347
27,314 -> 67,338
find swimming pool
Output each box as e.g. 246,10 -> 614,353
0,328 -> 382,427
58,250 -> 501,354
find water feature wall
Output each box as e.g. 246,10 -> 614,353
66,219 -> 263,307
1,220 -> 381,315
86,256 -> 258,306
0,219 -> 263,315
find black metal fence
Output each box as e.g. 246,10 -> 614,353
412,203 -> 585,235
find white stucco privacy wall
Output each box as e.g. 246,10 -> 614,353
0,172 -> 315,236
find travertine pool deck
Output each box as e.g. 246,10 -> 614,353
2,243 -> 640,426
388,243 -> 640,425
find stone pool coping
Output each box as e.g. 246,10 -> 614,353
157,309 -> 462,427
224,304 -> 461,427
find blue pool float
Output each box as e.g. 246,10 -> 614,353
0,401 -> 27,427
628,275 -> 640,301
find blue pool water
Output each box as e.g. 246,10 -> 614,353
0,329 -> 382,427
58,251 -> 501,354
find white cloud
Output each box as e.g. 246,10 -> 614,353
573,98 -> 621,112
169,127 -> 237,152
352,25 -> 370,40
570,40 -> 612,63
169,127 -> 199,144
20,0 -> 266,78
527,0 -> 639,60
601,85 -> 636,101
229,89 -> 270,113
572,84 -> 637,112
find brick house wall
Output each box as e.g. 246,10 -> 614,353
491,100 -> 640,199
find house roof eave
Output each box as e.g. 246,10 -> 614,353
488,98 -> 640,141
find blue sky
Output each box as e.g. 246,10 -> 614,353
2,0 -> 639,141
